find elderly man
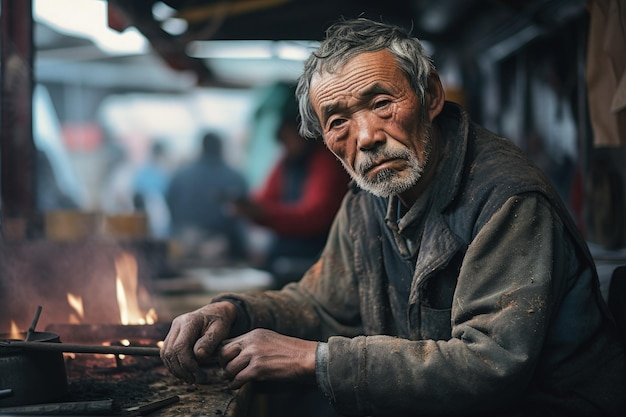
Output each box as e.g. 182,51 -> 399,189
161,18 -> 626,416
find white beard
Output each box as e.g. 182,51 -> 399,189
343,134 -> 431,198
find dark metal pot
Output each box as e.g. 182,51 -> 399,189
0,331 -> 68,407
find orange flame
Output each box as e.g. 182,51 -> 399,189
115,251 -> 157,325
67,292 -> 84,324
9,320 -> 21,339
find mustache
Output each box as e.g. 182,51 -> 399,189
355,147 -> 412,176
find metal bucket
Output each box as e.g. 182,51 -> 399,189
0,331 -> 68,407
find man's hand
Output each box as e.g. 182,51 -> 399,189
218,328 -> 318,389
160,301 -> 237,383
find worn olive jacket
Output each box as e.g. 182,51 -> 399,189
221,103 -> 626,416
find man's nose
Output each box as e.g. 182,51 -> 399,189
355,113 -> 384,151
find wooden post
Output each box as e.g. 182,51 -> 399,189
0,0 -> 36,238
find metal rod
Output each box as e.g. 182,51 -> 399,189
0,388 -> 12,399
25,305 -> 42,341
44,323 -> 170,344
0,340 -> 161,356
123,395 -> 180,416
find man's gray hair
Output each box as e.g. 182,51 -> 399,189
295,18 -> 435,139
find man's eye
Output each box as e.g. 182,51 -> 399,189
329,118 -> 345,129
374,99 -> 391,109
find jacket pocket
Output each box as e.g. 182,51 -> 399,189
419,305 -> 452,341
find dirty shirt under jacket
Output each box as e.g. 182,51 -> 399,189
216,102 -> 626,417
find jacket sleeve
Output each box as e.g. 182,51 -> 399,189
323,193 -> 574,416
213,191 -> 365,341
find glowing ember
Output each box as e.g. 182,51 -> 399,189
67,292 -> 85,324
115,251 -> 158,325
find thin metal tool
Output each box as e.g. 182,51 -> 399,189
0,340 -> 161,356
123,395 -> 180,416
25,305 -> 42,341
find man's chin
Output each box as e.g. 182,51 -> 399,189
354,170 -> 421,198
355,179 -> 411,198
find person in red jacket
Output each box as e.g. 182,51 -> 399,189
233,116 -> 350,288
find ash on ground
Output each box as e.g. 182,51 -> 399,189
64,355 -> 233,416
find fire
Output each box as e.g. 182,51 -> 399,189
62,251 -> 157,326
115,251 -> 157,325
9,320 -> 21,339
67,292 -> 84,324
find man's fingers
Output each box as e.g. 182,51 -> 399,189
218,338 -> 242,363
161,303 -> 238,385
162,348 -> 198,383
221,350 -> 251,389
160,314 -> 206,383
193,320 -> 231,363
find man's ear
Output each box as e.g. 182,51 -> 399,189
426,72 -> 445,122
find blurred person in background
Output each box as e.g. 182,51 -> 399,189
232,102 -> 350,288
132,140 -> 172,239
99,140 -> 136,215
166,131 -> 248,265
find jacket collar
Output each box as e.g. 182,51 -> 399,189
430,101 -> 470,213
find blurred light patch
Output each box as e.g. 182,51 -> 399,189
187,40 -> 319,61
34,0 -> 148,55
161,17 -> 188,36
152,1 -> 187,35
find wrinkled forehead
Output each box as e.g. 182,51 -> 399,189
314,45 -> 390,74
309,50 -> 405,100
